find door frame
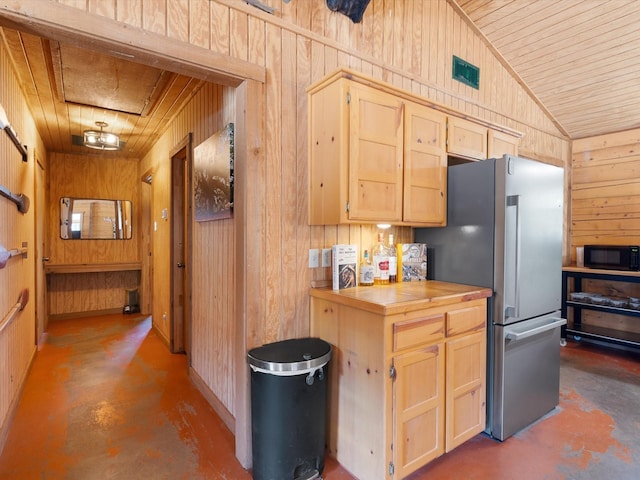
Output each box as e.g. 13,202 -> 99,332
34,152 -> 47,348
0,4 -> 266,467
170,135 -> 193,358
140,168 -> 153,316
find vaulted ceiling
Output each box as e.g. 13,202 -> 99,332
455,0 -> 640,139
1,0 -> 638,159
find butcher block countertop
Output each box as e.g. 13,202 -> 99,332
310,280 -> 492,316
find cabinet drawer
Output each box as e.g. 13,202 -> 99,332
393,314 -> 444,351
446,305 -> 485,337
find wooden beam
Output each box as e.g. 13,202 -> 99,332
0,0 -> 265,87
234,78 -> 266,469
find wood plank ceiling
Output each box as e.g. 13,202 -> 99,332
455,0 -> 640,139
0,27 -> 204,157
1,1 -> 639,154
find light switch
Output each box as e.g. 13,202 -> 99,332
309,249 -> 319,268
322,248 -> 331,267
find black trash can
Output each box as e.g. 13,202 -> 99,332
248,338 -> 332,480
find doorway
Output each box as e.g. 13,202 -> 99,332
140,170 -> 153,316
0,6 -> 265,467
34,154 -> 46,348
170,135 -> 192,357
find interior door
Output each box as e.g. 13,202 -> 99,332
35,155 -> 47,347
170,138 -> 192,356
141,171 -> 153,315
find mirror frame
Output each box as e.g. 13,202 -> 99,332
60,197 -> 133,240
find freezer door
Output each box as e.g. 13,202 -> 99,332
496,156 -> 564,325
490,313 -> 566,441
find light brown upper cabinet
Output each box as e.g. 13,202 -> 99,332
447,118 -> 520,161
308,69 -> 520,226
308,77 -> 446,226
447,116 -> 488,160
404,102 -> 447,225
345,81 -> 405,223
488,128 -> 519,158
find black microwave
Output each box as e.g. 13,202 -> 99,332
584,245 -> 640,271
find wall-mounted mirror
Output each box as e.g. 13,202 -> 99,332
60,197 -> 133,240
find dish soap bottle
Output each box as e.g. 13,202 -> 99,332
359,249 -> 374,286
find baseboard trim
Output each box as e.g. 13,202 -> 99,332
0,345 -> 37,456
37,331 -> 48,350
48,308 -> 122,321
189,366 -> 236,435
152,323 -> 170,349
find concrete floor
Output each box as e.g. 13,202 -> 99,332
0,313 -> 638,479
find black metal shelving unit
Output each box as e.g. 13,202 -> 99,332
561,267 -> 640,349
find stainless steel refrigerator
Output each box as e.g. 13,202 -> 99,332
415,155 -> 566,441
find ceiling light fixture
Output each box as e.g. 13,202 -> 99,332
83,121 -> 120,150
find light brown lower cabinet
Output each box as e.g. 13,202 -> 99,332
445,329 -> 486,450
392,340 -> 445,478
310,294 -> 487,480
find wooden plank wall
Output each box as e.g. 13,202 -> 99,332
46,153 -> 141,317
569,130 -> 640,334
139,82 -> 236,403
0,39 -> 45,445
47,154 -> 140,264
571,130 -> 640,255
45,0 -> 571,433
47,271 -> 140,317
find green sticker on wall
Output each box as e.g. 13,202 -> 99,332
452,56 -> 479,89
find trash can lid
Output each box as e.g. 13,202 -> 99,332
247,338 -> 331,376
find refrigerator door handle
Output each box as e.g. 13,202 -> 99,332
505,195 -> 521,318
505,318 -> 567,342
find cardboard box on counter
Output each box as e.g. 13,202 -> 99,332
397,243 -> 427,282
332,244 -> 358,290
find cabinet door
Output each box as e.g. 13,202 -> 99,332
392,343 -> 445,479
445,330 -> 486,451
348,82 -> 404,222
403,102 -> 447,225
488,129 -> 519,158
308,78 -> 348,225
447,116 -> 488,160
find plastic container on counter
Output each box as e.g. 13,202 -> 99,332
569,292 -> 591,303
576,292 -> 603,304
588,294 -> 609,305
608,297 -> 629,308
628,301 -> 640,311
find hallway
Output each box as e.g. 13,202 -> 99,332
0,314 -> 250,479
0,314 -> 638,479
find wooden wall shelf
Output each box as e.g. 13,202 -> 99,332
44,262 -> 142,274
